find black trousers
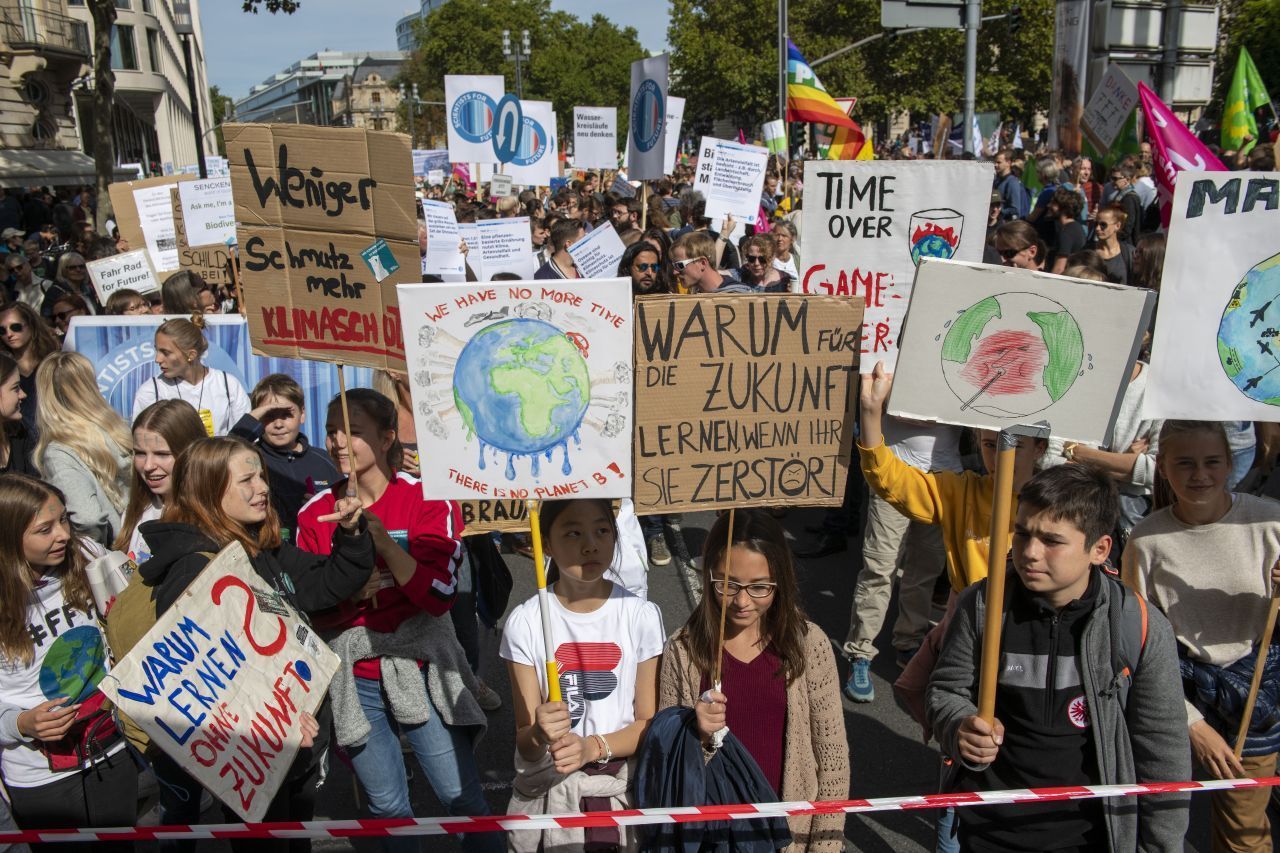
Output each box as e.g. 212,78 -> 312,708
7,749 -> 138,853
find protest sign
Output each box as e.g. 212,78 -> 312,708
504,100 -> 558,188
663,96 -> 685,175
86,250 -> 158,302
457,222 -> 483,280
398,279 -> 633,501
427,169 -> 445,186
490,174 -> 514,198
1081,65 -> 1139,153
108,174 -> 195,274
225,123 -> 418,372
610,172 -> 636,198
205,156 -> 230,178
797,160 -> 992,371
633,293 -> 862,513
170,187 -> 232,295
99,542 -> 339,821
411,148 -> 450,178
566,221 -> 626,279
694,137 -> 769,224
626,55 -> 669,181
177,178 -> 236,247
421,199 -> 465,277
1145,171 -> 1280,419
472,217 -> 536,280
890,259 -> 1154,444
763,120 -> 787,156
460,499 -> 529,533
573,107 -> 617,170
445,76 -> 504,165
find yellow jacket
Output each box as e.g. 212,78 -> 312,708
858,441 -> 1014,591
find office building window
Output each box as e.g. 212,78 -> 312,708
70,21 -> 90,54
114,0 -> 131,9
146,29 -> 159,72
142,0 -> 153,11
111,24 -> 138,70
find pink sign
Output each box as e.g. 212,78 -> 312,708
1137,83 -> 1226,226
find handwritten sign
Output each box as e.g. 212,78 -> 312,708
567,221 -> 626,279
86,250 -> 158,302
460,499 -> 529,533
695,137 -> 769,224
99,542 -> 338,822
177,178 -> 236,247
797,160 -> 992,371
171,187 -> 232,294
108,175 -> 194,274
633,293 -> 862,513
1082,65 -> 1139,153
573,107 -> 617,170
226,123 -> 419,372
398,279 -> 633,501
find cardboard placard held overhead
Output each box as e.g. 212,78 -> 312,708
398,279 -> 633,502
226,123 -> 419,372
890,259 -> 1155,445
566,221 -> 626,279
694,136 -> 770,225
633,293 -> 863,514
85,249 -> 158,302
170,187 -> 233,295
1145,171 -> 1280,419
626,54 -> 669,181
662,95 -> 685,175
573,107 -> 618,171
108,174 -> 196,274
1081,65 -> 1139,154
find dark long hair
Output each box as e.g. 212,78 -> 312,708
327,388 -> 403,472
682,509 -> 810,685
538,498 -> 620,586
617,241 -> 672,295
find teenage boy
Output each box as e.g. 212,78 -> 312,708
928,463 -> 1190,853
230,373 -> 338,543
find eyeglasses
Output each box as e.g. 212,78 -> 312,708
744,254 -> 768,264
633,263 -> 661,272
65,264 -> 85,271
1095,221 -> 1112,230
711,579 -> 778,599
4,323 -> 24,334
52,310 -> 77,321
672,256 -> 705,272
998,247 -> 1024,260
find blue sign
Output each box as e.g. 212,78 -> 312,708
630,79 -> 664,153
510,116 -> 547,168
492,95 -> 524,165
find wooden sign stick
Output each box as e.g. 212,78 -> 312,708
977,429 -> 1021,724
228,244 -> 246,317
527,499 -> 562,703
1234,575 -> 1280,758
336,365 -> 359,502
710,508 -> 737,689
640,181 -> 648,232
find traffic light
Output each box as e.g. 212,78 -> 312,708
1008,4 -> 1023,33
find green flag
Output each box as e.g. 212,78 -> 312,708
1022,154 -> 1042,195
1222,47 -> 1272,153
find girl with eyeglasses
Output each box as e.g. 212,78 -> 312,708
0,302 -> 58,435
658,509 -> 849,851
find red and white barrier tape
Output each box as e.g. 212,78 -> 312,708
2,776 -> 1275,843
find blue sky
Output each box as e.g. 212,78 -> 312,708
204,0 -> 671,101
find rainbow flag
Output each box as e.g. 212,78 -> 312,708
816,98 -> 871,160
787,39 -> 858,129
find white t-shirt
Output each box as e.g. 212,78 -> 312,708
882,416 -> 964,473
500,584 -> 664,736
125,502 -> 163,565
613,499 -> 649,599
0,574 -> 123,788
773,255 -> 799,281
131,367 -> 250,437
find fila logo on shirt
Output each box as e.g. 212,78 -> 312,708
555,642 -> 621,728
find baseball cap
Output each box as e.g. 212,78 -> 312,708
1,228 -> 23,240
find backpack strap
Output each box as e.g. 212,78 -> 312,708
1101,572 -> 1148,712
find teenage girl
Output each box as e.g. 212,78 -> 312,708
0,353 -> 34,476
659,509 -> 849,851
502,498 -> 665,851
130,315 -> 249,436
1124,420 -> 1280,853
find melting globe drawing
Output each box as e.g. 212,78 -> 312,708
453,318 -> 591,480
940,292 -> 1085,418
1218,251 -> 1280,405
38,625 -> 106,704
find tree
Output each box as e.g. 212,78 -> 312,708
209,85 -> 235,156
1211,0 -> 1280,130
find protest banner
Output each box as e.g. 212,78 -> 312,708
421,199 -> 465,277
398,279 -> 633,501
411,149 -> 450,178
86,250 -> 158,303
694,136 -> 769,225
763,119 -> 787,156
504,100 -> 558,188
445,76 -> 504,165
108,174 -> 195,274
177,178 -> 236,247
626,55 -> 669,181
663,96 -> 685,175
225,123 -> 419,372
490,174 -> 514,198
1138,83 -> 1228,226
471,217 -> 537,280
890,259 -> 1154,444
170,186 -> 233,295
573,107 -> 618,171
610,172 -> 636,198
566,221 -> 626,279
1145,171 -> 1280,419
427,169 -> 445,186
99,542 -> 339,822
633,293 -> 862,513
1081,65 -> 1139,153
459,499 -> 529,533
796,160 -> 993,371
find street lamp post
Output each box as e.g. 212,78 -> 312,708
172,2 -> 207,179
501,29 -> 531,99
399,82 -> 420,146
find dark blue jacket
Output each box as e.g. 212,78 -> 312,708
230,414 -> 339,542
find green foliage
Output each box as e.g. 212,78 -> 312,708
209,85 -> 234,156
400,0 -> 646,143
1212,0 -> 1280,123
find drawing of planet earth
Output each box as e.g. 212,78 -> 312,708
940,292 -> 1084,418
39,625 -> 106,704
1218,251 -> 1280,405
453,318 -> 590,480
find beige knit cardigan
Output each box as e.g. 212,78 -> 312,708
657,621 -> 851,852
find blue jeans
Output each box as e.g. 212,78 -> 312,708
936,806 -> 960,853
348,672 -> 502,853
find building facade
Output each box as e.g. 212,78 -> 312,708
330,56 -> 404,131
393,0 -> 451,52
234,50 -> 406,126
1,0 -> 89,157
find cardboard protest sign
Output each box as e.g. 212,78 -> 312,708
460,499 -> 529,533
890,259 -> 1154,444
633,293 -> 863,513
445,76 -> 504,165
1082,65 -> 1139,154
108,174 -> 195,274
86,250 -> 158,302
797,160 -> 993,371
225,123 -> 419,372
566,222 -> 626,279
99,542 -> 339,822
573,107 -> 617,171
398,279 -> 633,501
1145,171 -> 1280,419
505,100 -> 558,188
694,137 -> 769,225
421,199 -> 465,277
171,187 -> 232,295
177,178 -> 236,247
626,55 -> 669,181
663,96 -> 685,175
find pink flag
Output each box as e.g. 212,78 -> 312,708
451,163 -> 472,186
1138,82 -> 1227,225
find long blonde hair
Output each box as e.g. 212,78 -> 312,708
34,352 -> 133,512
112,400 -> 207,552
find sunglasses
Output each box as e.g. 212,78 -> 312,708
65,264 -> 85,271
633,262 -> 661,272
4,323 -> 23,334
744,254 -> 768,263
52,310 -> 78,321
998,247 -> 1023,260
672,256 -> 704,272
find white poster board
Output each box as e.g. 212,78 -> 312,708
626,54 -> 669,181
573,107 -> 618,171
422,199 -> 465,277
1082,65 -> 1139,153
567,222 -> 626,279
86,250 -> 159,302
474,217 -> 536,280
694,136 -> 769,225
1145,171 -> 1280,419
797,160 -> 993,371
176,178 -> 235,247
445,75 -> 505,165
398,278 -> 634,500
890,259 -> 1155,444
132,184 -> 181,272
662,96 -> 685,175
99,542 -> 339,822
505,100 -> 558,188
